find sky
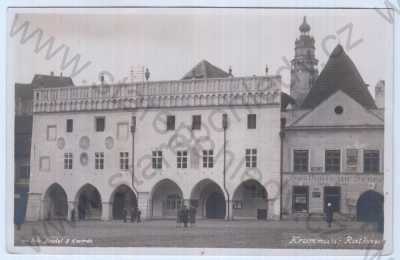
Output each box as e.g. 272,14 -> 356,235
8,8 -> 394,94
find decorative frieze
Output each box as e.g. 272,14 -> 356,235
33,76 -> 281,113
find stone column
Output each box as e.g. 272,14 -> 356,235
101,202 -> 112,221
226,200 -> 234,220
137,192 -> 150,220
25,193 -> 42,221
68,201 -> 76,221
268,198 -> 280,220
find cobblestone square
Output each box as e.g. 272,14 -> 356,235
14,219 -> 384,249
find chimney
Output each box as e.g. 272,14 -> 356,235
375,80 -> 385,108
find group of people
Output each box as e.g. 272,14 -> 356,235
176,205 -> 196,228
122,207 -> 142,223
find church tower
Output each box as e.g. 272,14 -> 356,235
290,16 -> 318,107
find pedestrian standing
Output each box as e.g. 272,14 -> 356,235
182,205 -> 189,228
122,208 -> 128,223
137,208 -> 142,223
189,206 -> 196,227
326,202 -> 333,228
176,208 -> 182,228
70,208 -> 76,222
131,208 -> 137,223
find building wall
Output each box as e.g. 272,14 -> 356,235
282,128 -> 384,215
26,104 -> 281,221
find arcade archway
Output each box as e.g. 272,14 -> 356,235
76,184 -> 102,220
191,179 -> 226,219
232,180 -> 268,220
150,179 -> 183,219
357,190 -> 383,222
110,185 -> 137,220
43,183 -> 68,220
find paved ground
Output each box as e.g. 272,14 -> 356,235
14,219 -> 384,249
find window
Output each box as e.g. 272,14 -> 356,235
292,186 -> 309,212
325,150 -> 341,172
46,125 -> 57,141
177,150 -> 188,168
346,149 -> 358,171
95,152 -> 104,169
247,114 -> 256,129
152,150 -> 162,169
95,117 -> 105,132
202,150 -> 214,168
120,152 -> 129,170
66,119 -> 73,132
293,150 -> 308,172
364,150 -> 380,173
166,115 -> 175,131
165,194 -> 182,210
192,115 -> 201,130
233,200 -> 243,209
39,156 -> 50,171
117,123 -> 129,140
245,149 -> 257,168
64,153 -> 73,169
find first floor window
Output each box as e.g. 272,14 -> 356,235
245,148 -> 257,168
66,119 -> 73,132
46,125 -> 57,141
95,117 -> 105,132
64,153 -> 73,169
202,150 -> 214,168
120,152 -> 129,170
346,148 -> 358,171
325,149 -> 340,172
293,150 -> 308,172
177,150 -> 188,168
192,115 -> 201,130
364,150 -> 380,173
292,186 -> 309,212
167,115 -> 175,131
247,114 -> 256,129
152,150 -> 162,169
95,152 -> 104,169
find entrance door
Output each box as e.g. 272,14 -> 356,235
292,186 -> 309,212
324,186 -> 341,212
206,192 -> 225,219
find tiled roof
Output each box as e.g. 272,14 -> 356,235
182,60 -> 230,80
301,44 -> 377,109
31,74 -> 74,89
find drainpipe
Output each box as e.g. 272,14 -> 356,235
279,117 -> 286,220
130,116 -> 139,207
222,113 -> 230,220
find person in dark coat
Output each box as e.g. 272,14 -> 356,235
122,208 -> 128,223
182,205 -> 189,228
136,208 -> 142,223
176,208 -> 182,228
326,202 -> 334,228
70,208 -> 76,222
131,207 -> 137,223
189,206 -> 196,227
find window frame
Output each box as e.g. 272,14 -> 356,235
46,125 -> 57,141
95,117 -> 106,132
202,149 -> 214,168
152,150 -> 163,169
119,152 -> 129,170
66,119 -> 73,133
363,149 -> 380,173
293,149 -> 309,172
177,150 -> 188,169
95,152 -> 104,170
64,152 -> 73,170
192,115 -> 201,130
166,115 -> 176,131
325,149 -> 341,172
247,114 -> 257,129
245,148 -> 257,168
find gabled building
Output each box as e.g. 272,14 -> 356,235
281,18 -> 384,221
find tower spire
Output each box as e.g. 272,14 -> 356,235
290,16 -> 319,107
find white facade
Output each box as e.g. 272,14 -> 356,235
26,76 -> 282,221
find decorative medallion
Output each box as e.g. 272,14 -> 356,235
80,152 -> 88,166
56,137 -> 65,150
79,136 -> 90,150
105,136 -> 114,150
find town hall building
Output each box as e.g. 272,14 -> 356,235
21,17 -> 385,223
